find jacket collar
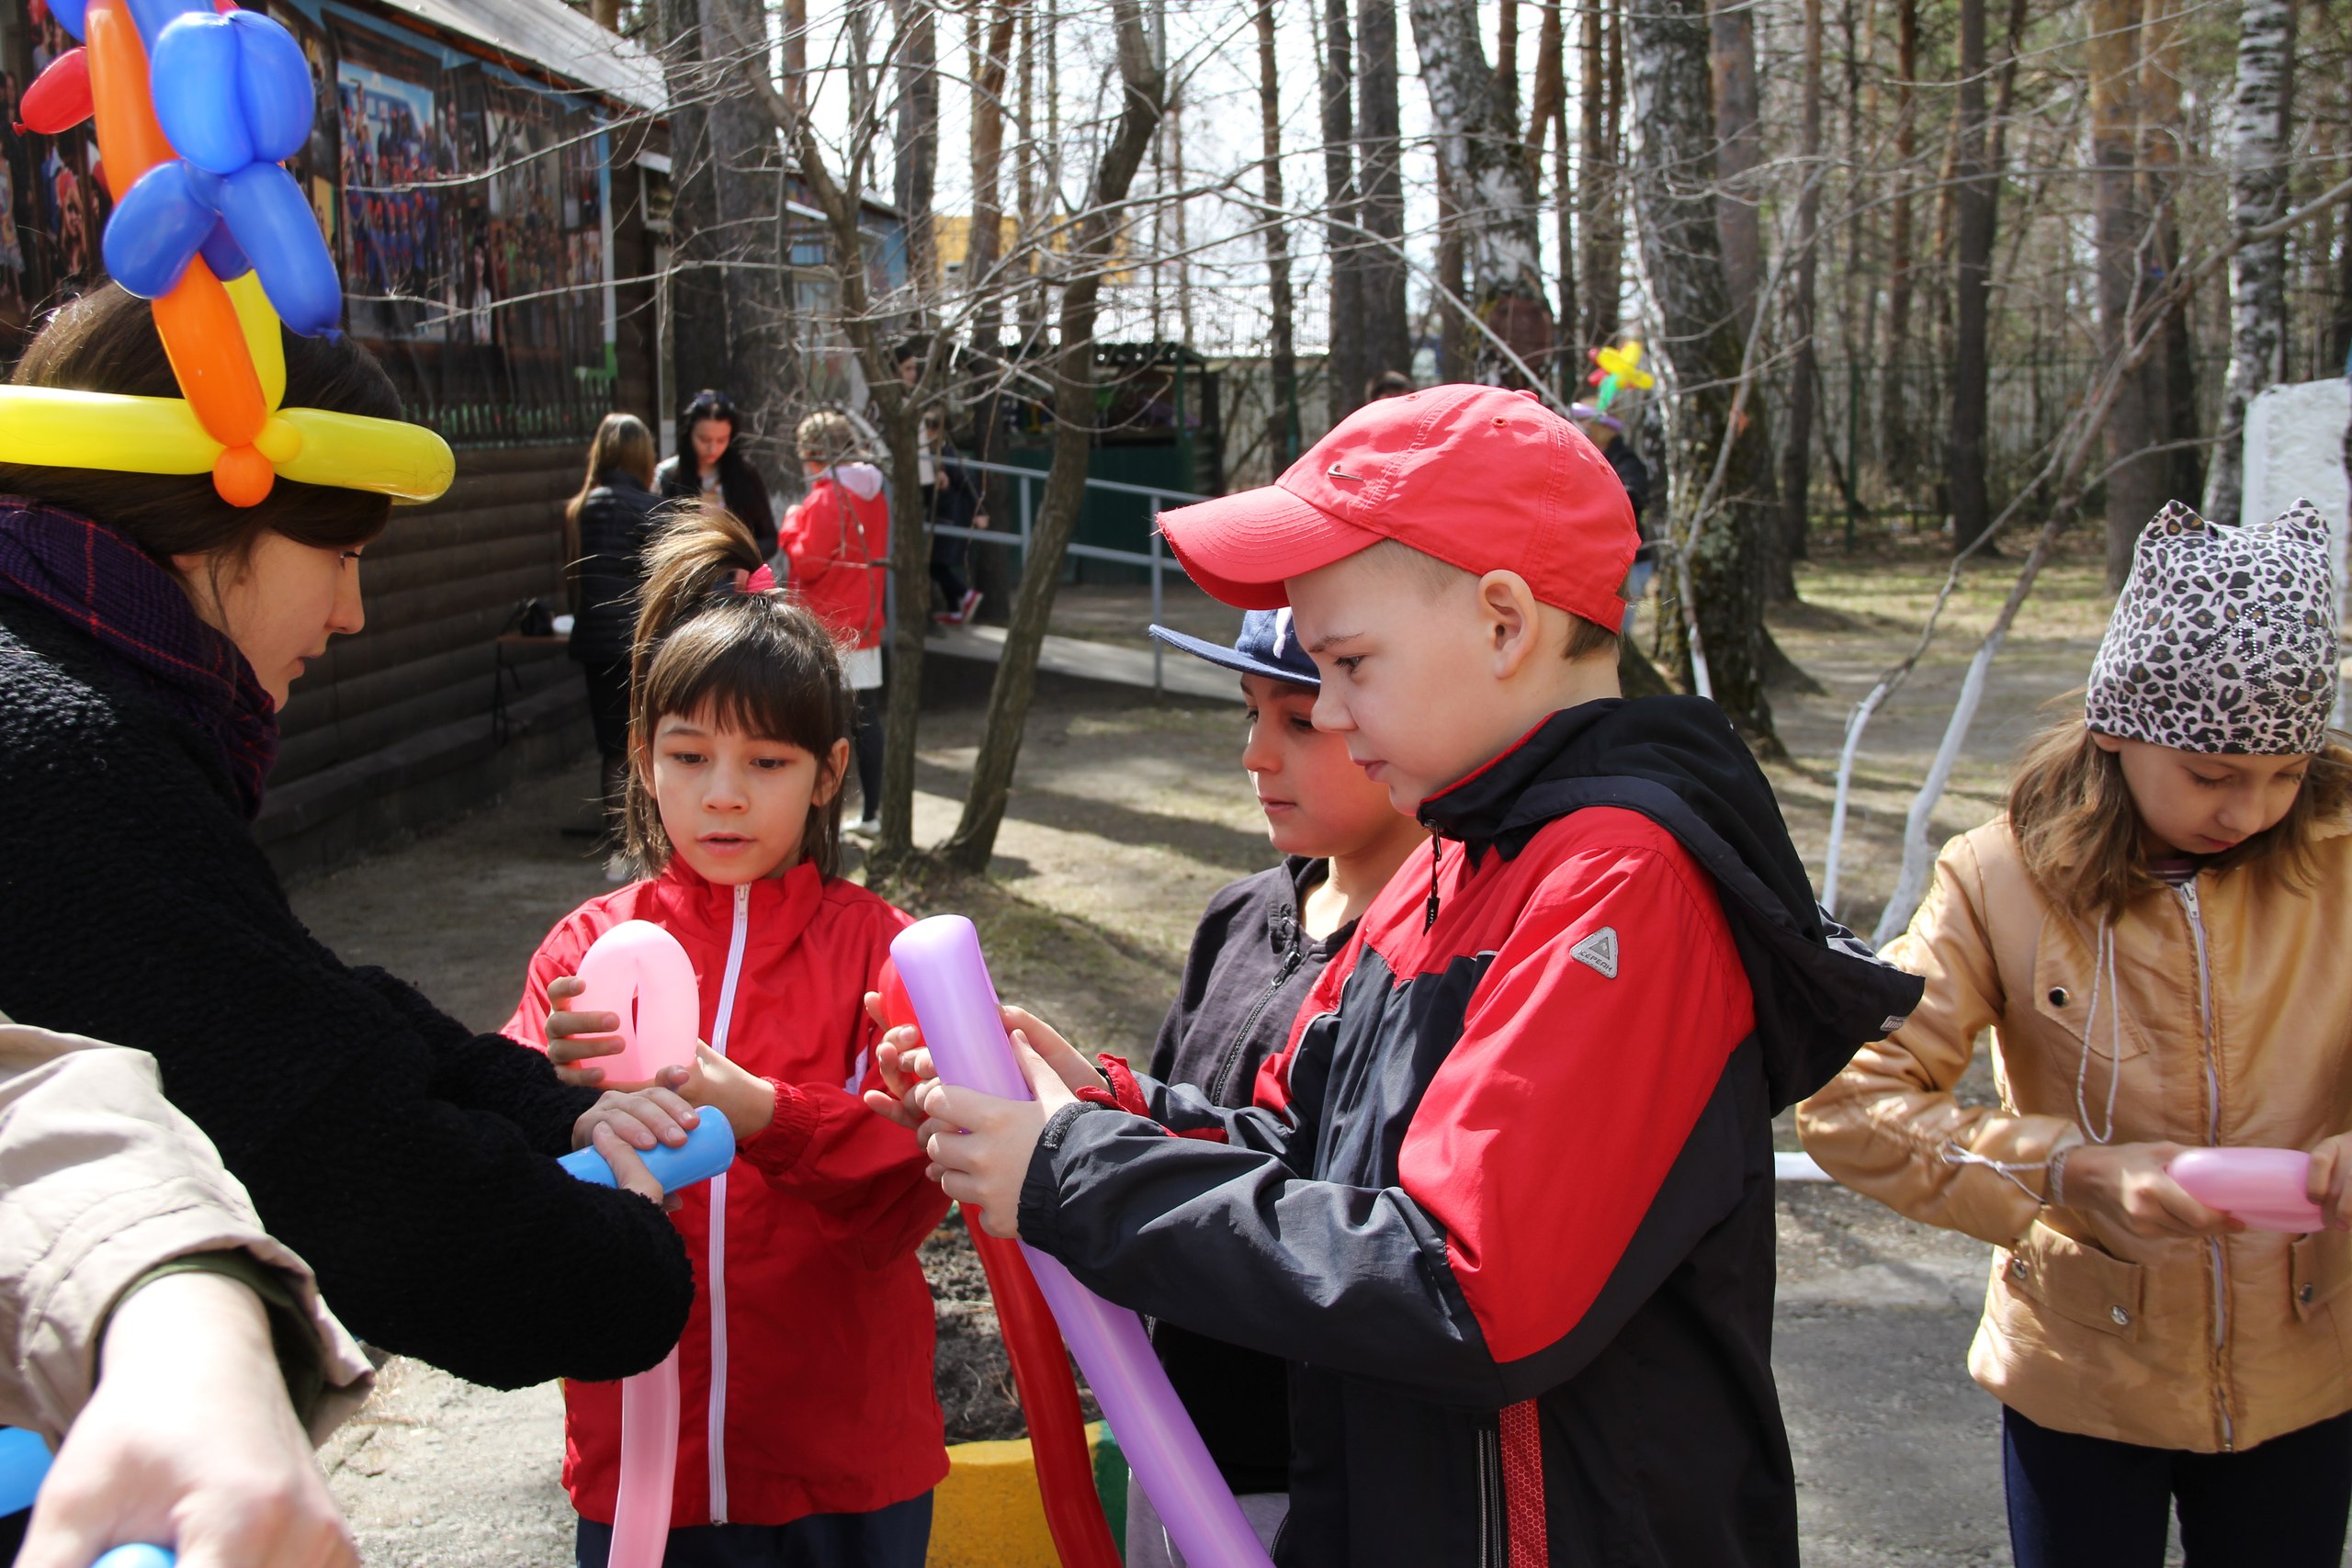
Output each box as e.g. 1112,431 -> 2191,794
1418,703 -> 1619,861
640,853 -> 826,951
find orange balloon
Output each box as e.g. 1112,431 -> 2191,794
83,0 -> 174,198
153,262 -> 268,448
211,445 -> 275,507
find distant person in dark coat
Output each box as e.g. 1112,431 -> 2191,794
565,412 -> 662,855
1573,401 -> 1656,599
654,388 -> 776,558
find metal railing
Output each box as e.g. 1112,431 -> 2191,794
927,455 -> 1211,694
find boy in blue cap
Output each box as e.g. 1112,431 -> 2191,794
1126,608 -> 1425,1562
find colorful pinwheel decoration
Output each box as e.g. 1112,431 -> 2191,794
6,0 -> 450,507
1586,339 -> 1655,417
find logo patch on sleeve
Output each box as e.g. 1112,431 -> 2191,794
1569,926 -> 1620,979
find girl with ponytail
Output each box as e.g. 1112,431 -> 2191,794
503,502 -> 950,1568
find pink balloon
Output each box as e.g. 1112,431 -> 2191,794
2168,1147 -> 2325,1232
889,915 -> 1275,1568
607,1348 -> 680,1568
571,920 -> 700,1089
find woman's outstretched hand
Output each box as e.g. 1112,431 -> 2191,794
544,975 -> 623,1087
2059,1141 -> 2243,1239
17,1269 -> 356,1568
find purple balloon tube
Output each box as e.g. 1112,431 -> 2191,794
888,916 -> 1276,1568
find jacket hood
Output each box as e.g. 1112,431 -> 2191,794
827,463 -> 887,502
1424,695 -> 1924,1111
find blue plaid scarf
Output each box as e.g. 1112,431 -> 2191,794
0,497 -> 278,818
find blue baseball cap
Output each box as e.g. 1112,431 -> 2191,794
1148,609 -> 1320,687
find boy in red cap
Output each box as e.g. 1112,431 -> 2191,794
874,386 -> 1921,1567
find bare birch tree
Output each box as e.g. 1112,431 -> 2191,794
2205,0 -> 2299,526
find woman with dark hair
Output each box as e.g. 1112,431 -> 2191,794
654,389 -> 776,558
565,412 -> 662,859
0,286 -> 696,1398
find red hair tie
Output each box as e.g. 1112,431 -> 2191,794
742,562 -> 777,593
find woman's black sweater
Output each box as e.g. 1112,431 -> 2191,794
570,468 -> 662,667
0,596 -> 693,1390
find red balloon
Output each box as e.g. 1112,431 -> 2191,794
967,1216 -> 1122,1568
17,47 -> 92,135
876,957 -> 916,1032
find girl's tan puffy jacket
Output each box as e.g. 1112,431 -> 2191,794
1796,818 -> 2352,1453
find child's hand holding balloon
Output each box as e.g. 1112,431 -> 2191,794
903,1030 -> 1081,1236
679,1043 -> 778,1146
2305,1134 -> 2352,1231
545,975 -> 626,1088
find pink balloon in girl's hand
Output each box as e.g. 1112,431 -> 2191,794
2167,1148 -> 2325,1232
570,919 -> 700,1088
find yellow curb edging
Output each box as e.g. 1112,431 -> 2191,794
924,1423 -> 1109,1568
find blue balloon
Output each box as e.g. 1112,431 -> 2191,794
94,1550 -> 177,1568
198,217 -> 251,281
124,0 -> 206,54
0,1428 -> 49,1517
220,164 -> 340,337
104,161 -> 215,299
230,10 -> 314,164
46,0 -> 87,41
150,15 -> 252,178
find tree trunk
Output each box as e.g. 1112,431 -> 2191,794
1257,0 -> 1302,462
1357,0 -> 1412,384
1409,0 -> 1555,380
1624,0 -> 1776,736
1528,0 -> 1567,390
1947,0 -> 1993,551
940,1 -> 1165,874
1708,0 -> 1766,328
1437,162 -> 1469,380
1883,0 -> 1917,483
1576,0 -> 1617,346
1319,0 -> 1363,421
1780,0 -> 1825,565
2141,6 -> 2200,508
2089,0 -> 2165,585
2204,0 -> 2297,525
731,6 -> 932,867
967,3 -> 1020,354
660,0 -> 730,414
893,0 -> 940,326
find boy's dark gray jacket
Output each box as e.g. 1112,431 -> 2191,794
1021,696 -> 1923,1567
1148,856 -> 1354,1495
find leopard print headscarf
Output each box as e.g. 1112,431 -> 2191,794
2085,498 -> 2338,756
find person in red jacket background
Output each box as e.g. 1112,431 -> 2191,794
779,409 -> 890,838
505,503 -> 946,1568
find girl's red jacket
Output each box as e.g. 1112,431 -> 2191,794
503,857 -> 949,1529
778,465 -> 888,650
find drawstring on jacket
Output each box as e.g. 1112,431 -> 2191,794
1425,831 -> 1442,931
2075,916 -> 2124,1145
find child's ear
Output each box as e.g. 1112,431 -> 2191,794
1476,570 -> 1544,678
813,738 -> 854,807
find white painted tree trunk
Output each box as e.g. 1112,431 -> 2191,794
1407,0 -> 1554,379
2203,0 -> 2298,527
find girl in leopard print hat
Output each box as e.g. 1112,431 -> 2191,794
1802,500 -> 2352,1568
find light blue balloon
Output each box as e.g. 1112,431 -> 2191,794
230,10 -> 314,164
46,0 -> 87,42
150,15 -> 252,177
93,1548 -> 176,1568
123,0 -> 206,54
198,218 -> 252,282
103,161 -> 215,299
220,164 -> 340,337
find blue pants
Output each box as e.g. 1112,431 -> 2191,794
576,1492 -> 932,1568
2005,1405 -> 2352,1568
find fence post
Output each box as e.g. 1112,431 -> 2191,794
1149,500 -> 1164,697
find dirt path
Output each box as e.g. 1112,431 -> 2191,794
288,544 -> 2211,1567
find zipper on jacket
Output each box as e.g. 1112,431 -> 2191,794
706,883 -> 752,1520
2177,880 -> 2234,1452
1207,944 -> 1306,1103
1476,1417 -> 1505,1568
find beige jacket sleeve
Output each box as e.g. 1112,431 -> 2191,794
0,1015 -> 372,1445
1795,833 -> 2082,1247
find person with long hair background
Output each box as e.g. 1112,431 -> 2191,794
656,389 -> 776,559
565,412 -> 662,861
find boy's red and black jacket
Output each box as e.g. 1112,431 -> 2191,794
1018,696 -> 1922,1568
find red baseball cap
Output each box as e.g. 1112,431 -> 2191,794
1158,384 -> 1640,630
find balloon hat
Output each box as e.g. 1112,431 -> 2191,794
2,0 -> 453,508
1585,338 -> 1654,417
